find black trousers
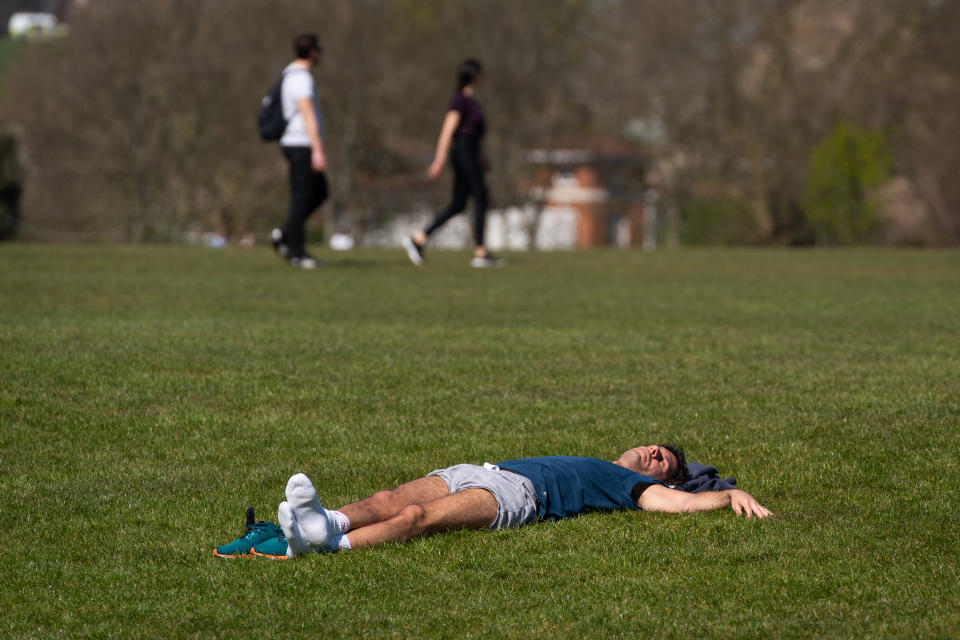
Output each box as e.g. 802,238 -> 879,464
281,146 -> 328,258
424,135 -> 488,246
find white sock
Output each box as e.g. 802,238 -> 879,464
323,534 -> 352,552
329,510 -> 351,535
277,501 -> 310,557
323,534 -> 340,552
285,473 -> 332,549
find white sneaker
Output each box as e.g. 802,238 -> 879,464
471,254 -> 505,268
290,255 -> 319,270
402,236 -> 424,266
270,228 -> 290,258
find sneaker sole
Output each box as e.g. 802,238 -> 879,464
250,550 -> 289,560
213,549 -> 253,558
402,237 -> 424,266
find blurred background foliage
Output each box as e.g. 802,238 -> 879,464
0,0 -> 958,246
803,122 -> 893,245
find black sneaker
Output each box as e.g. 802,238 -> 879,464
270,228 -> 290,258
471,253 -> 505,268
402,236 -> 424,266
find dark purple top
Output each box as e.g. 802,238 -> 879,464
448,91 -> 486,138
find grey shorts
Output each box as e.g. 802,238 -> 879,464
427,463 -> 539,530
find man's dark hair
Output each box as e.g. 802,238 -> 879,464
660,443 -> 689,486
293,33 -> 322,59
456,58 -> 484,90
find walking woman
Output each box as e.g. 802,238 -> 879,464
403,59 -> 504,268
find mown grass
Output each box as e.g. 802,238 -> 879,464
0,245 -> 957,639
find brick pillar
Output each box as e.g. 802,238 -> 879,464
624,201 -> 645,247
573,166 -> 606,248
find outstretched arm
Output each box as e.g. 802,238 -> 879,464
637,484 -> 772,518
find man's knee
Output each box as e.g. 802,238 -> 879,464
370,489 -> 400,510
395,503 -> 428,529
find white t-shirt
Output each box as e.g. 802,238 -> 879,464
280,63 -> 323,148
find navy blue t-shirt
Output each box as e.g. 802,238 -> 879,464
448,91 -> 486,138
496,456 -> 663,522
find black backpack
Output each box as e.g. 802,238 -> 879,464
257,69 -> 296,141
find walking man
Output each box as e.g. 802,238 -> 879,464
271,33 -> 328,270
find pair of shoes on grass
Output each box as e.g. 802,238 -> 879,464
272,228 -> 320,270
402,236 -> 505,268
213,507 -> 289,560
215,476 -> 346,559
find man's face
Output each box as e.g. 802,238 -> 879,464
616,445 -> 679,482
309,48 -> 322,67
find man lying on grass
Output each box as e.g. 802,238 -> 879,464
214,444 -> 772,559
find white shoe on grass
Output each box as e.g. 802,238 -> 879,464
270,228 -> 290,258
471,253 -> 505,268
402,236 -> 424,266
289,255 -> 319,270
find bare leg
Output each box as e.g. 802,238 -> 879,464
338,476 -> 449,530
345,488 -> 498,549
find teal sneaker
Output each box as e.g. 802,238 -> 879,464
251,531 -> 289,560
213,507 -> 283,558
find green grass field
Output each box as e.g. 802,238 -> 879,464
1,245 -> 957,638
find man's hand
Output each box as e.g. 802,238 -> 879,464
311,147 -> 327,172
729,489 -> 772,518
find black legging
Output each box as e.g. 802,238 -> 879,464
281,146 -> 329,258
424,135 -> 488,246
